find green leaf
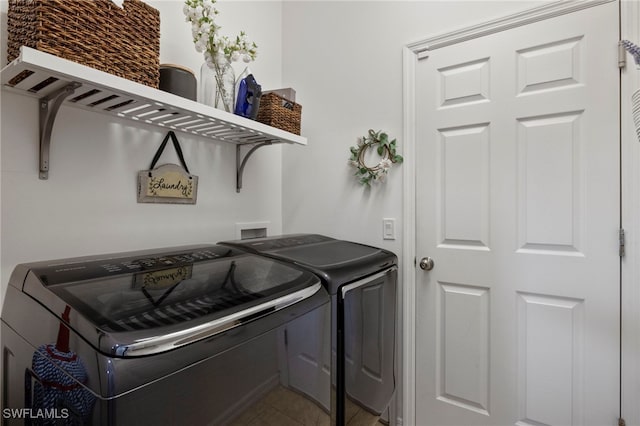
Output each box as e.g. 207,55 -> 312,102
394,155 -> 404,163
377,146 -> 384,155
379,133 -> 389,146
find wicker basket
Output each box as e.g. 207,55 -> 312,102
256,92 -> 302,135
7,0 -> 160,88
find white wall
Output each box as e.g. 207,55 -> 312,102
0,0 -> 283,306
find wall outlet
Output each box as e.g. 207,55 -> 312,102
383,218 -> 396,240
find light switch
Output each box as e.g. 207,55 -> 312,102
383,218 -> 396,240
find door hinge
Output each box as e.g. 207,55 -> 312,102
619,40 -> 627,69
619,228 -> 626,257
619,417 -> 626,426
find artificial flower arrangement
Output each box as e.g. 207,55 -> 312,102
349,130 -> 403,186
183,0 -> 258,111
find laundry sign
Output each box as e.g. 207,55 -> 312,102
137,131 -> 198,204
140,164 -> 196,199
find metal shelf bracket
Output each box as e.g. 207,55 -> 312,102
39,82 -> 81,179
236,142 -> 273,192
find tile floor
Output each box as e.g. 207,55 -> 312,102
229,385 -> 386,426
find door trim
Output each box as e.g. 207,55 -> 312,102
621,1 -> 640,424
402,1 -> 618,424
407,0 -> 613,55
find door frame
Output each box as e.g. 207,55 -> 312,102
621,1 -> 640,425
401,1 -> 633,424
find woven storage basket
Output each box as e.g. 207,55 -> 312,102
256,92 -> 302,135
7,0 -> 160,88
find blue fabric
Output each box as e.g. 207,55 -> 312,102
31,345 -> 96,425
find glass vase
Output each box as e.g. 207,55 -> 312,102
199,62 -> 216,107
199,54 -> 235,113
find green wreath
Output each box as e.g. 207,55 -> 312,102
349,129 -> 403,185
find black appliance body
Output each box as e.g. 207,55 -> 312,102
220,234 -> 397,425
1,244 -> 331,425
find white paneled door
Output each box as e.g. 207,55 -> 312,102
415,2 -> 620,425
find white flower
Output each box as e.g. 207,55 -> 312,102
200,22 -> 211,34
379,158 -> 393,170
357,137 -> 364,146
184,0 -> 257,64
349,160 -> 359,168
202,0 -> 214,12
195,40 -> 207,53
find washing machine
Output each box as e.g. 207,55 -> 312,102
220,234 -> 397,425
1,244 -> 331,425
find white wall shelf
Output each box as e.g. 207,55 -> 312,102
1,47 -> 306,190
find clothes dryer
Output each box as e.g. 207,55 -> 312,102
220,234 -> 397,425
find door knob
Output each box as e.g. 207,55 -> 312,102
419,257 -> 435,271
